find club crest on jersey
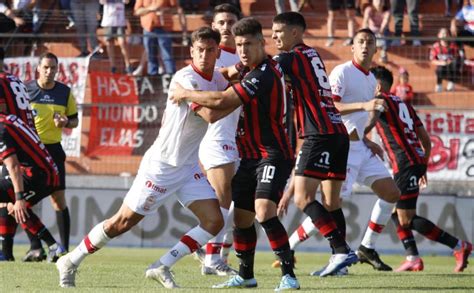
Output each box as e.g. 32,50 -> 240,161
222,144 -> 236,151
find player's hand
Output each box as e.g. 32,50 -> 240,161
277,191 -> 292,217
53,113 -> 69,128
363,138 -> 384,161
419,174 -> 428,189
364,99 -> 387,112
11,199 -> 29,223
169,83 -> 187,104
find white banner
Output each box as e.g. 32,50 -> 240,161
418,109 -> 474,181
15,188 -> 473,255
3,57 -> 89,157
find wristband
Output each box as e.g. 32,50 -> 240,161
15,192 -> 25,200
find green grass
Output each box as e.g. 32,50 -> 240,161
1,245 -> 473,292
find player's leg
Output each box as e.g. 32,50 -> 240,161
202,162 -> 237,275
0,202 -> 17,261
357,146 -> 400,271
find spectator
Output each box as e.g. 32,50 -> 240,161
71,0 -> 100,57
450,0 -> 474,48
134,0 -> 177,78
429,28 -> 460,92
362,0 -> 391,63
0,0 -> 26,28
390,0 -> 421,46
445,0 -> 463,17
325,0 -> 356,47
274,0 -> 298,14
391,68 -> 414,104
100,0 -> 133,74
59,0 -> 75,30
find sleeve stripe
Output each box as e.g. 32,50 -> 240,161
232,83 -> 251,104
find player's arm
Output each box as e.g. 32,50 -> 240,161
194,105 -> 236,123
333,98 -> 387,115
416,124 -> 431,188
170,83 -> 242,111
3,154 -> 29,223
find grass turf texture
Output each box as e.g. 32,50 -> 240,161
1,245 -> 472,292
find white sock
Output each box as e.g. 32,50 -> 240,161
407,255 -> 420,261
157,226 -> 213,268
289,216 -> 317,250
69,221 -> 111,266
220,205 -> 234,262
204,207 -> 229,267
361,199 -> 395,249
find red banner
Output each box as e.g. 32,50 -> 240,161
86,72 -> 166,156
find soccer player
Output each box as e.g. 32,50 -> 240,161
270,12 -> 357,276
0,113 -> 64,262
21,52 -> 78,261
197,3 -> 241,275
285,29 -> 401,273
171,17 -> 300,290
56,27 -> 231,288
369,65 -> 472,272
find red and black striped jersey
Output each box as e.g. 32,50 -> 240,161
0,114 -> 59,187
0,73 -> 36,130
232,58 -> 293,160
375,93 -> 426,173
274,43 -> 347,137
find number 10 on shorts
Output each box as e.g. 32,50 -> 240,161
261,165 -> 276,183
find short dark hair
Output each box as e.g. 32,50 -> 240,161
38,52 -> 58,65
214,3 -> 241,20
354,28 -> 377,42
232,17 -> 263,39
273,12 -> 306,31
370,66 -> 394,88
191,26 -> 221,45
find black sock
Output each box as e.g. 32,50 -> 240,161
37,227 -> 56,247
391,212 -> 419,256
303,201 -> 348,254
260,217 -> 295,278
234,225 -> 257,279
56,207 -> 70,251
330,208 -> 346,239
411,215 -> 458,249
25,229 -> 43,250
0,207 -> 16,260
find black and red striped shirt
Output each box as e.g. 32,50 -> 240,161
0,114 -> 59,187
0,73 -> 36,130
232,58 -> 293,160
274,43 -> 347,137
375,93 -> 426,173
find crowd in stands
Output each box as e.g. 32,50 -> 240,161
0,0 -> 472,92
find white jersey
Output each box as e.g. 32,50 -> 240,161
150,64 -> 228,167
101,1 -> 126,27
215,46 -> 240,68
329,60 -> 377,139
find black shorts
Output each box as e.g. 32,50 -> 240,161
395,164 -> 427,210
45,143 -> 66,190
327,0 -> 355,10
232,158 -> 292,212
0,170 -> 55,206
295,134 -> 348,180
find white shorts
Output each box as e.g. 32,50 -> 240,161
124,153 -> 216,215
340,141 -> 391,199
199,140 -> 239,171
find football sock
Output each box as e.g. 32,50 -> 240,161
361,199 -> 394,249
288,216 -> 317,250
220,205 -> 234,262
391,212 -> 419,256
25,230 -> 42,250
303,201 -> 349,254
56,207 -> 70,251
234,225 -> 257,279
411,215 -> 459,249
330,208 -> 346,239
204,207 -> 229,267
260,217 -> 295,278
69,221 -> 111,266
20,210 -> 56,246
0,207 -> 16,260
159,225 -> 213,268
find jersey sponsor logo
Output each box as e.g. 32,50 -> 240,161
328,112 -> 343,123
145,180 -> 167,193
39,94 -> 55,103
222,144 -> 236,151
193,172 -> 205,180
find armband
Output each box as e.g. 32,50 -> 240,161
15,192 -> 25,200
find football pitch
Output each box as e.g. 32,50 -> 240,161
1,245 -> 472,292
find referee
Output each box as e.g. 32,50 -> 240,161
23,52 -> 78,261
